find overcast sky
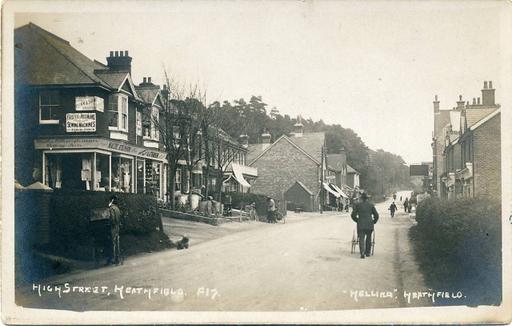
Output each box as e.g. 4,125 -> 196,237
14,1 -> 511,164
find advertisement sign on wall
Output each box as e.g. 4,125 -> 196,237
75,96 -> 104,112
66,113 -> 97,132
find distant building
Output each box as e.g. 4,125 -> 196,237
247,118 -> 343,211
346,164 -> 360,190
432,81 -> 501,199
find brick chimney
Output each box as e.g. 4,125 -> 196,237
106,50 -> 132,73
456,95 -> 465,110
239,134 -> 249,149
291,115 -> 304,137
261,130 -> 272,150
433,95 -> 440,113
481,80 -> 495,106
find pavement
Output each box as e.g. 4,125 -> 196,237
15,194 -> 433,311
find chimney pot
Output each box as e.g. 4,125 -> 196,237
148,77 -> 152,84
459,95 -> 462,101
125,50 -> 129,56
114,51 -> 119,57
434,95 -> 438,101
484,81 -> 488,89
143,77 -> 147,83
477,97 -> 481,105
110,51 -> 114,57
472,98 -> 476,105
489,81 -> 493,89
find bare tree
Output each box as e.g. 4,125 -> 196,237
151,72 -> 191,210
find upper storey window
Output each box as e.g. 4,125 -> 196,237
39,91 -> 60,124
109,93 -> 129,132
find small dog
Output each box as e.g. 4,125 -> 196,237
176,236 -> 189,250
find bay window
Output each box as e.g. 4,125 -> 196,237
108,93 -> 129,132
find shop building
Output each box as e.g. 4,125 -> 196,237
15,23 -> 168,200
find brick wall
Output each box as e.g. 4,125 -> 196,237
473,113 -> 501,198
250,138 -> 320,207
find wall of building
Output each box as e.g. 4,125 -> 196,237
250,139 -> 320,206
473,114 -> 501,198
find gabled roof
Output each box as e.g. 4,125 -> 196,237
248,132 -> 325,166
288,132 -> 325,163
327,153 -> 346,172
248,134 -> 323,166
15,22 -> 142,102
466,107 -> 499,128
470,108 -> 500,131
135,86 -> 164,107
290,181 -> 314,195
15,23 -> 110,88
347,164 -> 359,174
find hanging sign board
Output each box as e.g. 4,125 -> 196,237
66,113 -> 97,132
75,96 -> 104,112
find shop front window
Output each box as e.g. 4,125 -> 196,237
111,156 -> 133,193
136,160 -> 145,194
145,160 -> 161,198
95,153 -> 110,191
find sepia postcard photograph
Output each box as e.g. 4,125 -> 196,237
1,0 -> 511,324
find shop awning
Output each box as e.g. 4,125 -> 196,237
323,182 -> 340,197
329,183 -> 349,198
230,163 -> 251,188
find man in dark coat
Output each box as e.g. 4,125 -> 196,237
351,192 -> 379,259
107,195 -> 122,265
389,201 -> 397,218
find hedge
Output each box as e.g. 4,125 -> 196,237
411,197 -> 501,305
47,190 -> 171,260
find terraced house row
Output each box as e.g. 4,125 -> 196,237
431,81 -> 501,199
14,23 -> 256,201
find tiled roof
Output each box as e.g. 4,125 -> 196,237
466,107 -> 499,128
327,154 -> 346,172
135,87 -> 160,105
15,23 -> 111,87
247,144 -> 266,163
95,71 -> 129,90
287,132 -> 325,163
248,132 -> 325,165
15,22 -> 143,102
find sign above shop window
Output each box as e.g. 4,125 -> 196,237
66,113 -> 96,132
75,96 -> 104,112
35,137 -> 168,161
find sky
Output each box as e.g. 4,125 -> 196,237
13,1 -> 511,164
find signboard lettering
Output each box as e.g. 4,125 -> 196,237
75,96 -> 104,112
66,113 -> 96,132
35,137 -> 167,161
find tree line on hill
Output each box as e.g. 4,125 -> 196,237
209,95 -> 412,197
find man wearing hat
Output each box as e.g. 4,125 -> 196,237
351,192 -> 379,259
107,195 -> 122,265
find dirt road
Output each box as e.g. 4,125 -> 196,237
16,198 -> 432,311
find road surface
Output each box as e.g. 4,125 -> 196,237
16,195 -> 432,311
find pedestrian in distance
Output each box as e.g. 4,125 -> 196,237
267,196 -> 277,223
107,195 -> 121,265
400,196 -> 402,202
403,197 -> 409,213
389,201 -> 397,218
351,192 -> 379,259
345,198 -> 350,212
